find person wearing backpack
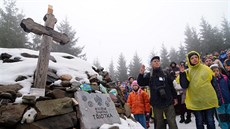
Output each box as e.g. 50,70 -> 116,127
137,56 -> 178,129
127,80 -> 150,129
210,64 -> 230,129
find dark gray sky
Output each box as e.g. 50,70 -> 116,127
1,0 -> 229,69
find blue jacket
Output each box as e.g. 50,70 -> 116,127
214,74 -> 230,105
137,68 -> 177,108
219,52 -> 227,65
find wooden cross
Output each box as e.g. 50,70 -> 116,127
20,5 -> 70,89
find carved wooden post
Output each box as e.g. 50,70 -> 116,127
20,5 -> 70,89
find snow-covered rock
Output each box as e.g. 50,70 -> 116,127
0,48 -> 141,129
0,48 -> 96,95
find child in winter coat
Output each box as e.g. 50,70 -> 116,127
174,71 -> 192,124
210,64 -> 230,129
127,80 -> 150,129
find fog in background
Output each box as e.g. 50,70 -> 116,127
1,0 -> 228,69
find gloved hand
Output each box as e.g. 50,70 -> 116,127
174,99 -> 178,105
145,112 -> 150,116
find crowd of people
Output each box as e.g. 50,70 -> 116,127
117,49 -> 230,129
83,49 -> 230,129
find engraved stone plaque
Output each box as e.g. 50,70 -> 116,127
74,91 -> 121,129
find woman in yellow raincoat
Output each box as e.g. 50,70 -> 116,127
179,51 -> 218,129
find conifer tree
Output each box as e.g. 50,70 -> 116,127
0,0 -> 27,48
108,59 -> 116,80
129,52 -> 142,79
160,44 -> 170,68
52,18 -> 86,59
116,53 -> 128,82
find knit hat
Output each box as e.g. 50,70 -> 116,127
150,56 -> 160,63
131,80 -> 139,87
128,76 -> 134,81
188,52 -> 199,60
210,64 -> 219,70
170,62 -> 177,67
180,61 -> 186,67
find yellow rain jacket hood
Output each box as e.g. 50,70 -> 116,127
185,51 -> 218,110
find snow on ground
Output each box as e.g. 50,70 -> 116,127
100,117 -> 144,129
101,115 -> 222,129
149,115 -> 221,129
0,48 -> 222,129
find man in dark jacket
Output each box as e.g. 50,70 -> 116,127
137,56 -> 178,129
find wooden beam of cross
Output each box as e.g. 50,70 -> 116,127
20,5 -> 70,89
20,18 -> 69,44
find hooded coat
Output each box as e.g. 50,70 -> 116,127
179,51 -> 218,110
214,74 -> 230,105
127,88 -> 150,114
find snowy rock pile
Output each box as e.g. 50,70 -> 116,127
0,48 -> 142,129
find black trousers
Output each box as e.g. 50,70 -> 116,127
174,94 -> 191,119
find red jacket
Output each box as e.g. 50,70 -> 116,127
127,89 -> 150,114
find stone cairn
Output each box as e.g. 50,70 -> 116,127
0,52 -> 133,129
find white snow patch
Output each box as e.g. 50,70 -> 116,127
100,117 -> 144,129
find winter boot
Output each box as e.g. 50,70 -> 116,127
184,113 -> 191,124
179,115 -> 185,123
184,118 -> 191,124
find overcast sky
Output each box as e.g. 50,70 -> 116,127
1,0 -> 229,69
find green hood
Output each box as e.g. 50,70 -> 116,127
186,51 -> 201,68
